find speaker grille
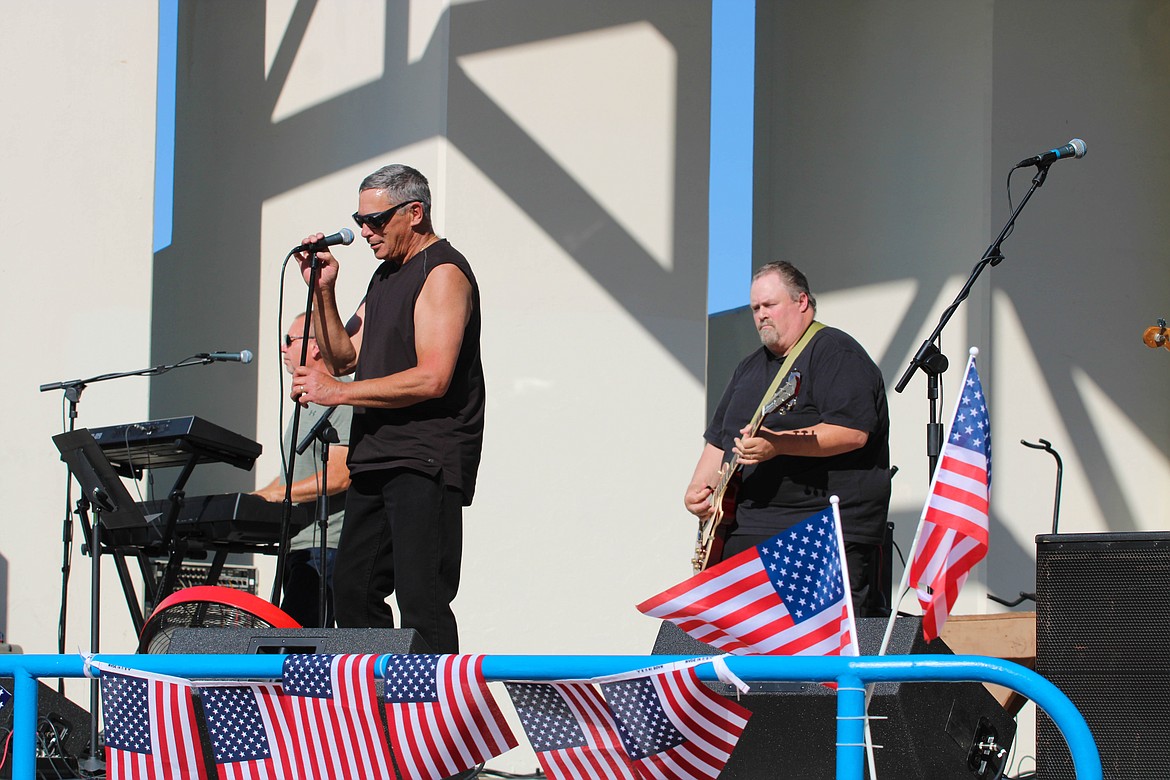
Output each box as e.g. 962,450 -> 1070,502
1036,532 -> 1170,780
653,618 -> 1014,779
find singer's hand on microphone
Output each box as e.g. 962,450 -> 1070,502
291,365 -> 344,408
297,233 -> 340,289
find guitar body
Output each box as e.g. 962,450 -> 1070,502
693,470 -> 740,572
691,370 -> 802,573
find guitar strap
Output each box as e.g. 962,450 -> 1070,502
752,320 -> 825,423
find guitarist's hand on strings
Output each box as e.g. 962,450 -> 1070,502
734,424 -> 778,466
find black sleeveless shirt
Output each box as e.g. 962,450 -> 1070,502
349,240 -> 485,505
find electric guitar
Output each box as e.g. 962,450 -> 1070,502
692,370 -> 802,573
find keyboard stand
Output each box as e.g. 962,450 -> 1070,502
54,418 -> 265,634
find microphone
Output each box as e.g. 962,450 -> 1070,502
207,350 -> 254,364
292,228 -> 355,253
1015,138 -> 1087,168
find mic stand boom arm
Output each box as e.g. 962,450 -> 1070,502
38,352 -> 251,664
893,163 -> 1053,479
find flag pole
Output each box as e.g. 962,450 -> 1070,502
877,525 -> 926,656
867,351 -> 971,775
831,496 -> 879,780
878,347 -> 979,657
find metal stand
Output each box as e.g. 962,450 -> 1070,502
1021,438 -> 1064,534
76,496 -> 104,775
882,161 -> 1059,655
272,253 -> 321,605
894,163 -> 1054,478
39,353 -> 244,660
51,429 -> 143,776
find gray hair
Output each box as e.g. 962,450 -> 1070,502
753,261 -> 817,312
359,164 -> 432,219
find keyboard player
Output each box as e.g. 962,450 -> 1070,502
253,314 -> 352,627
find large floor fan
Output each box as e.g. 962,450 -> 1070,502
137,585 -> 300,654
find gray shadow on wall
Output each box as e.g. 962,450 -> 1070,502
749,0 -> 1170,544
150,1 -> 712,496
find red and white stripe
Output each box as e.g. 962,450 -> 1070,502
537,683 -> 638,780
284,654 -> 394,780
634,667 -> 750,780
638,547 -> 854,657
106,672 -> 207,780
385,654 -> 517,780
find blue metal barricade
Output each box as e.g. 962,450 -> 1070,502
0,652 -> 1102,780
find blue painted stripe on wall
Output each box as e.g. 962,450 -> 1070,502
153,0 -> 178,253
708,0 -> 755,314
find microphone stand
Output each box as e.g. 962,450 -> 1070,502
272,253 -> 320,604
296,407 -> 338,627
879,161 -> 1056,663
38,352 -> 247,675
893,162 -> 1053,478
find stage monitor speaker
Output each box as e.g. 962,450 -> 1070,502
0,678 -> 90,775
1036,532 -> 1170,780
163,628 -> 427,780
652,617 -> 1015,779
164,626 -> 430,655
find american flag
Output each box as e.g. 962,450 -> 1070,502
281,653 -> 395,779
198,682 -> 298,780
638,509 -> 857,656
99,666 -> 208,780
505,682 -> 639,780
600,666 -> 750,780
909,352 -> 991,641
383,654 -> 517,780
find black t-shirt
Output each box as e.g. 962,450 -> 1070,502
704,326 -> 891,544
349,239 -> 485,505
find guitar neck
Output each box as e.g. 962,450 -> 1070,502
712,407 -> 770,498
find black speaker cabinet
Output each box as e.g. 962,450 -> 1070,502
652,617 -> 1015,779
1036,532 -> 1170,780
0,678 -> 90,774
164,626 -> 430,655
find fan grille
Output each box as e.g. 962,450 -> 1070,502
142,602 -> 283,653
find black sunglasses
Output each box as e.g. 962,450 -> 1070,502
283,334 -> 313,348
352,200 -> 419,230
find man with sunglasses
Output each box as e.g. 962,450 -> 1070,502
253,313 -> 352,627
290,164 -> 484,654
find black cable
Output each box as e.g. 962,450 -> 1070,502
1004,166 -> 1020,243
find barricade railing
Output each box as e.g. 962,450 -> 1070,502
0,652 -> 1101,780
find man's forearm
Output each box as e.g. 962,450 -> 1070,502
334,368 -> 454,410
312,287 -> 357,375
766,423 -> 868,458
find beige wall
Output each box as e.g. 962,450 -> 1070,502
3,1 -> 160,668
5,1 -> 709,771
752,0 -> 1170,621
752,2 -> 1170,772
7,0 -> 1169,774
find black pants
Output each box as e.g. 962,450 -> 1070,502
280,547 -> 337,628
334,468 -> 463,653
722,533 -> 888,618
